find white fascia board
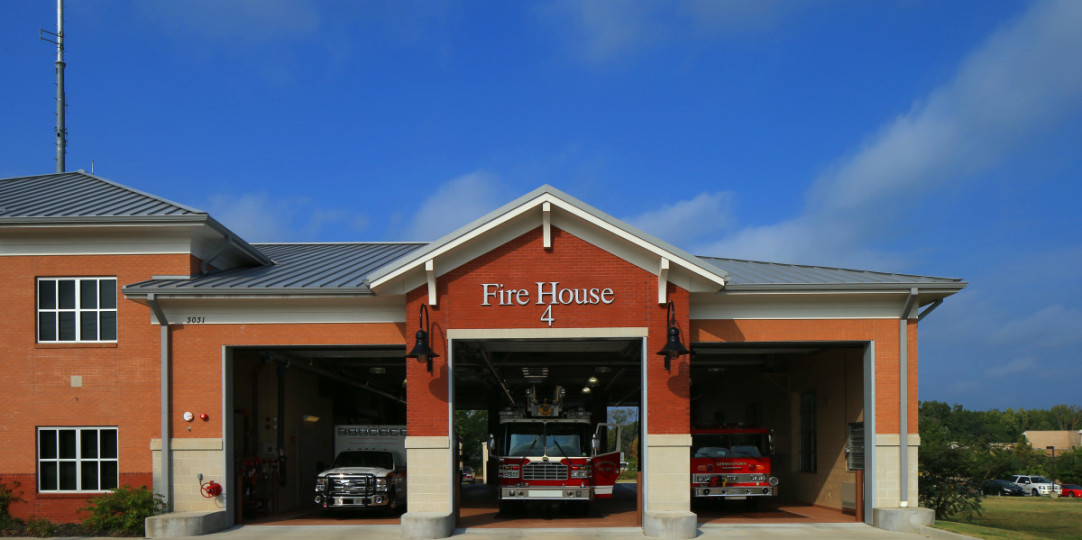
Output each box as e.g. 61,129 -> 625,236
690,291 -> 916,320
0,223 -> 195,256
546,196 -> 725,288
369,192 -> 725,293
147,295 -> 407,325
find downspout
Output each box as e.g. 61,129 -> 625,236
147,294 -> 172,511
899,288 -> 918,508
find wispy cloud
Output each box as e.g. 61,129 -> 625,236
625,191 -> 734,250
139,0 -> 320,44
986,357 -> 1038,379
397,171 -> 513,242
204,192 -> 367,243
680,0 -> 1082,269
538,0 -> 807,63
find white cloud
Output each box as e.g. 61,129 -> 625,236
399,171 -> 513,241
624,191 -> 734,250
986,357 -> 1038,379
139,0 -> 320,44
204,192 -> 367,243
698,0 -> 1082,268
540,0 -> 806,63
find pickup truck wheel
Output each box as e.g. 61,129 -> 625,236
1031,489 -> 1040,497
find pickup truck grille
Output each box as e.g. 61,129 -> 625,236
523,462 -> 568,481
328,474 -> 376,496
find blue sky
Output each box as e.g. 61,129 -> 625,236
3,1 -> 1080,411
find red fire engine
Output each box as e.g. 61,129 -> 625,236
690,426 -> 778,507
489,386 -> 622,513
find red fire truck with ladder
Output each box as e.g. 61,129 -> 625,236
489,386 -> 622,513
690,425 -> 778,509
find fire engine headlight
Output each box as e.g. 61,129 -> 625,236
750,474 -> 766,482
571,470 -> 588,479
315,478 -> 327,491
694,474 -> 712,483
375,478 -> 388,492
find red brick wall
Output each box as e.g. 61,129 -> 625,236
0,254 -> 191,521
404,227 -> 690,436
691,318 -> 916,435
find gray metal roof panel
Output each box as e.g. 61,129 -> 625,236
124,242 -> 427,295
698,257 -> 966,290
0,172 -> 204,220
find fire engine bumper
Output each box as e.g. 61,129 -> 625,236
314,492 -> 393,508
693,485 -> 777,498
501,486 -> 592,501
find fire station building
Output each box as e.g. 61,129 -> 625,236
0,172 -> 965,538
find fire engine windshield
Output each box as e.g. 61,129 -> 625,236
504,423 -> 590,457
692,433 -> 770,458
331,450 -> 394,469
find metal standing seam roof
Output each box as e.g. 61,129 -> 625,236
699,256 -> 966,291
0,171 -> 203,220
123,242 -> 428,295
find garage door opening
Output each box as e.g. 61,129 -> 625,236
451,337 -> 643,529
689,342 -> 867,525
226,345 -> 407,525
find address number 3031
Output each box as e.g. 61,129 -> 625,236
185,316 -> 206,324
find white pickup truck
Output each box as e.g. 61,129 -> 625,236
1009,474 -> 1056,496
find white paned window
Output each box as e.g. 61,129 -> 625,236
37,278 -> 117,342
38,427 -> 119,492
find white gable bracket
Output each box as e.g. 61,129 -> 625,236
425,259 -> 437,306
658,258 -> 670,304
542,202 -> 552,249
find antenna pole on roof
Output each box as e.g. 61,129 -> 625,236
40,0 -> 66,172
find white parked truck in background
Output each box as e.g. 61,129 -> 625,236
314,425 -> 407,513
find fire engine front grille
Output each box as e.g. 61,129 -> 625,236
522,462 -> 568,481
329,474 -> 375,496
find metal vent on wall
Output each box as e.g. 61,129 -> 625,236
846,422 -> 865,471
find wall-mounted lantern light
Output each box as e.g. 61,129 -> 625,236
656,300 -> 689,371
406,303 -> 439,373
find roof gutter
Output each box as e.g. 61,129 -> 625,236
147,294 -> 173,511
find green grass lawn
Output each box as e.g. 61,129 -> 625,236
934,496 -> 1082,539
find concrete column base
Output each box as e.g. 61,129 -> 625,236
145,510 -> 228,537
401,511 -> 455,539
873,506 -> 934,534
642,510 -> 697,539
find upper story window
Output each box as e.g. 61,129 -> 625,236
37,278 -> 117,342
38,427 -> 119,492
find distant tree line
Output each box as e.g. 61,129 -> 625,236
918,401 -> 1082,519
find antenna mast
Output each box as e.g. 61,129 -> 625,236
41,0 -> 66,172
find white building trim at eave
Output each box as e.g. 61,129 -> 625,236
138,294 -> 408,325
690,290 -> 928,320
368,190 -> 726,295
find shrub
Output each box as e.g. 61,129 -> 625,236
25,517 -> 55,537
0,480 -> 25,526
81,485 -> 166,536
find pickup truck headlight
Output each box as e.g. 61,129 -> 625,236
376,478 -> 388,492
315,478 -> 327,491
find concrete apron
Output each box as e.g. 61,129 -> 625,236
133,522 -> 927,540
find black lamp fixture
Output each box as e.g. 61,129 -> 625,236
406,303 -> 439,373
656,300 -> 689,370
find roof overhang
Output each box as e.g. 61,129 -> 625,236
367,186 -> 728,297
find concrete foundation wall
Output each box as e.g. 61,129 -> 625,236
151,438 -> 225,512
